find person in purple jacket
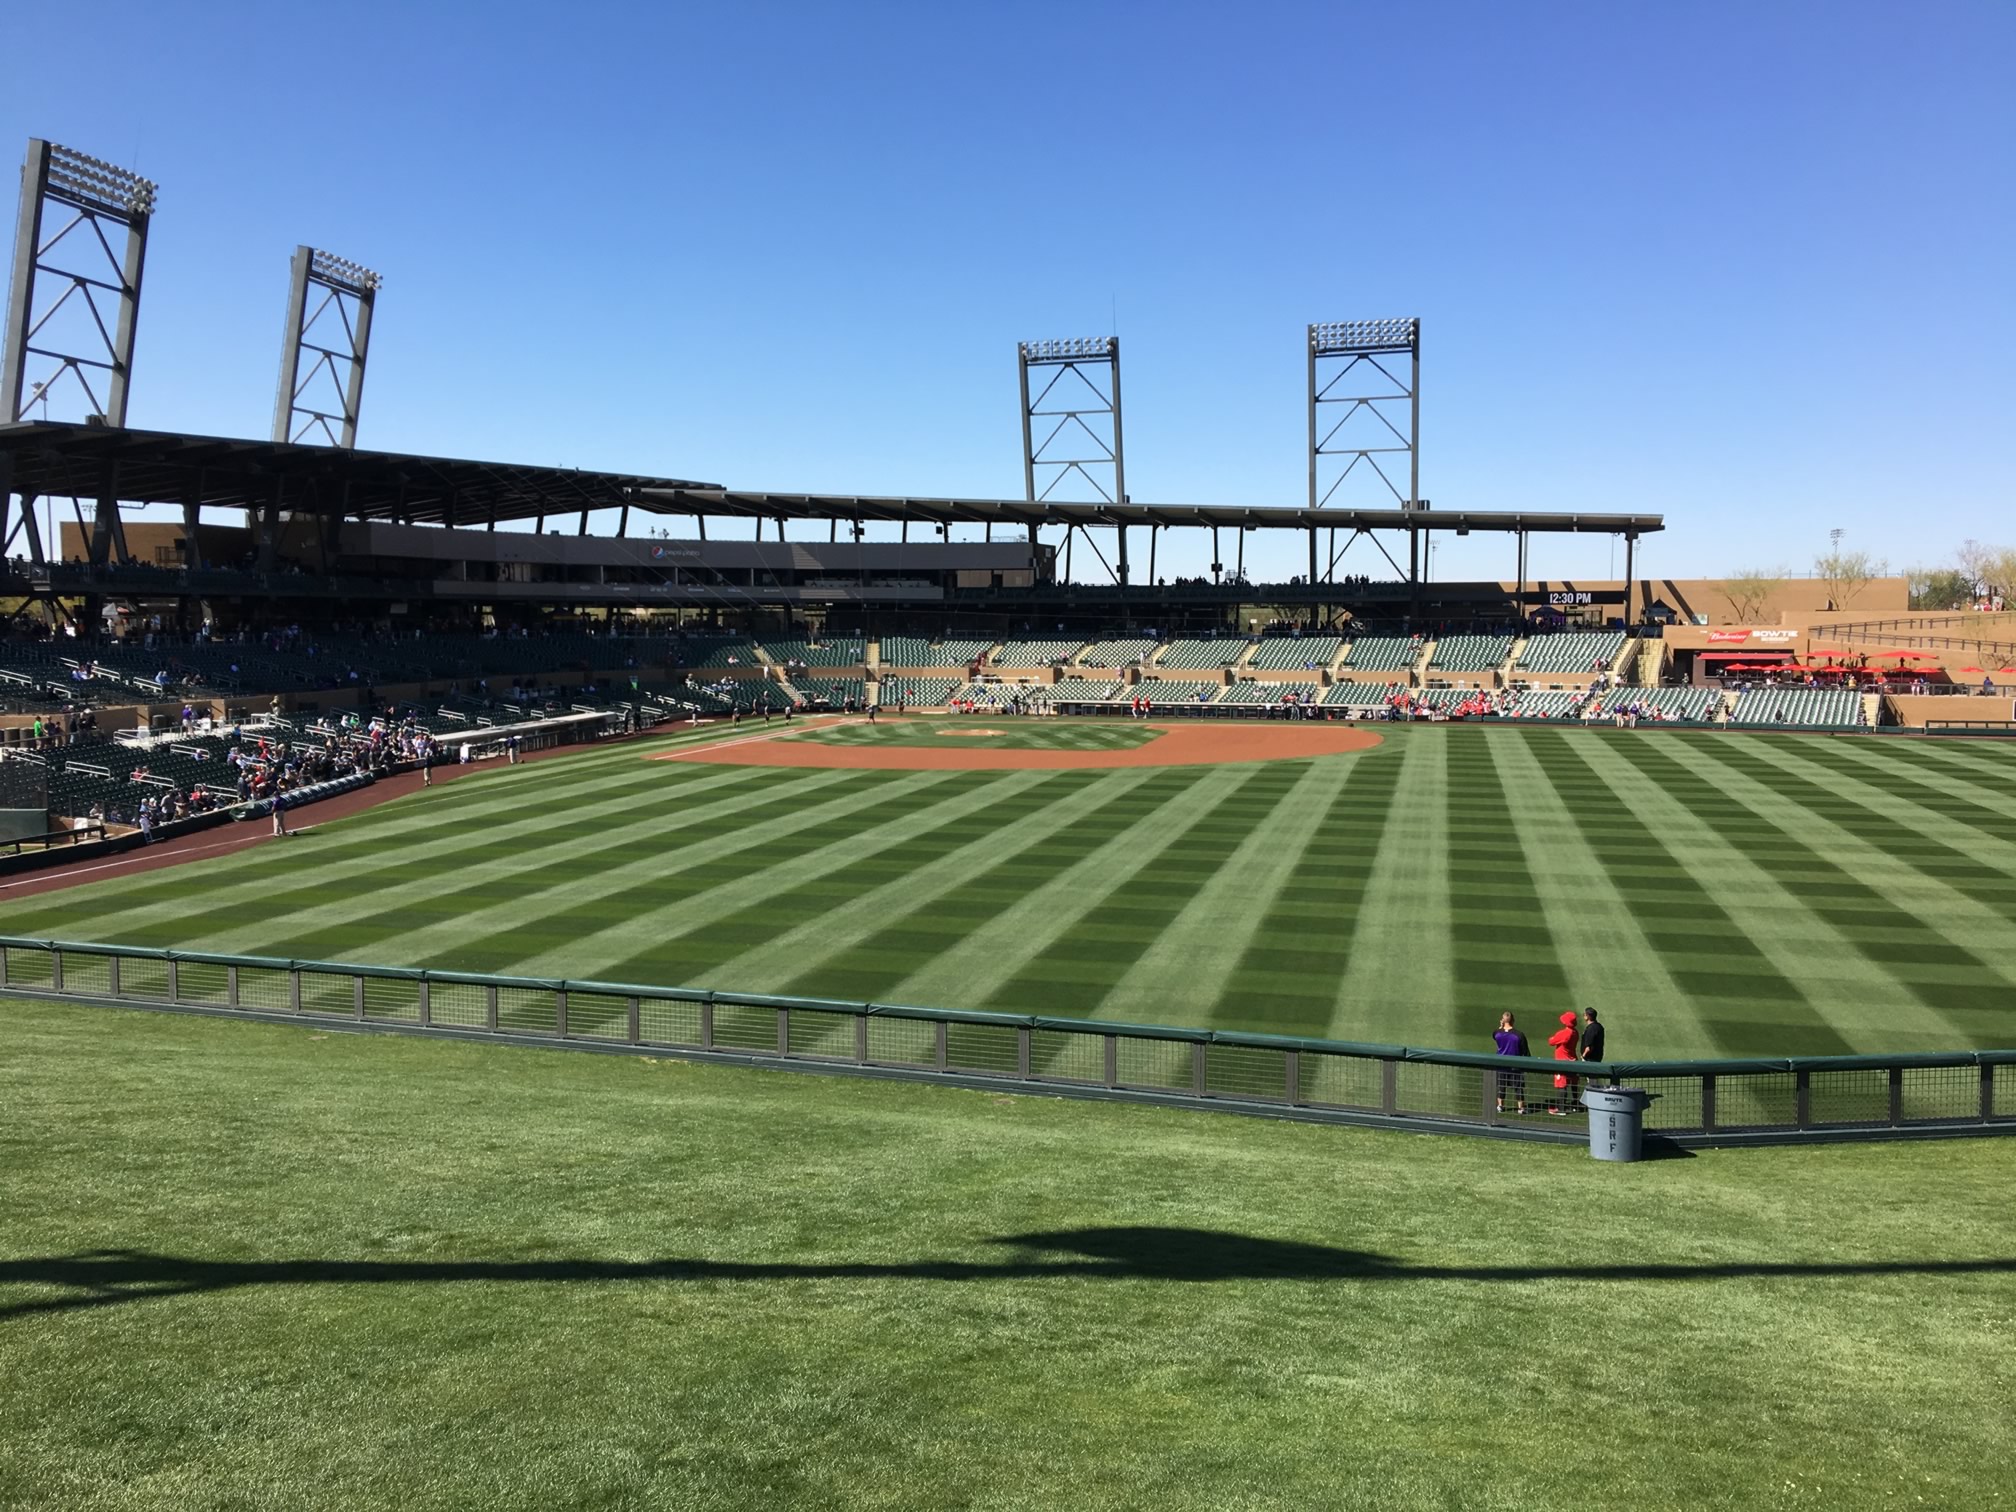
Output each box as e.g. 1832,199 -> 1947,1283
1493,1012 -> 1529,1115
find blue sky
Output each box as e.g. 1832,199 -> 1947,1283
6,0 -> 2010,584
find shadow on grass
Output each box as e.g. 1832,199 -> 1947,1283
4,1228 -> 2011,1321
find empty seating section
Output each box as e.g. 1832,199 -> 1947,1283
878,677 -> 960,706
1136,680 -> 1221,704
1048,679 -> 1126,702
1728,688 -> 1865,727
1342,636 -> 1418,672
1157,639 -> 1246,670
1219,684 -> 1307,705
760,638 -> 863,668
1516,631 -> 1627,675
1428,635 -> 1512,673
664,681 -> 740,715
1078,639 -> 1157,668
791,677 -> 865,706
1324,683 -> 1398,707
1584,687 -> 1725,723
675,678 -> 789,712
879,638 -> 994,667
1247,636 -> 1342,671
680,637 -> 756,668
993,640 -> 1083,667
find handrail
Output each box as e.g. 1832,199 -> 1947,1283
0,825 -> 105,855
3,936 -> 2011,1084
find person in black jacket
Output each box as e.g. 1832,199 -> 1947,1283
1579,1009 -> 1606,1067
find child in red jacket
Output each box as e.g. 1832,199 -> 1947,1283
1547,1011 -> 1580,1115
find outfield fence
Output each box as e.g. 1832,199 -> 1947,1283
4,935 -> 2011,1147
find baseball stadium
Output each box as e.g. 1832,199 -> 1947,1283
5,84 -> 2015,1512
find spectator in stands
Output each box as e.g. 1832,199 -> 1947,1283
1492,1013 -> 1528,1115
1547,1012 -> 1580,1115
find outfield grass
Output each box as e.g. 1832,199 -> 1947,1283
6,725 -> 2015,1059
2,1001 -> 2012,1511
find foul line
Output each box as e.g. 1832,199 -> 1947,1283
0,830 -> 269,893
646,716 -> 870,761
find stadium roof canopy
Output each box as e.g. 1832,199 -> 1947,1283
0,421 -> 1663,536
0,421 -> 720,525
645,488 -> 1662,536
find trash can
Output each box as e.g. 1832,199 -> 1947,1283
1582,1086 -> 1656,1162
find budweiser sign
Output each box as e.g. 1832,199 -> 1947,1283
1708,630 -> 1752,643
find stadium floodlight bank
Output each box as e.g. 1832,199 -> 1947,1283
4,937 -> 2009,1150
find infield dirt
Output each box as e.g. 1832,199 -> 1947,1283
662,720 -> 1384,770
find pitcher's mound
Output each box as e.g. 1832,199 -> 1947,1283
667,723 -> 1384,770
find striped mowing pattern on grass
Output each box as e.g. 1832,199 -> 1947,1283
799,723 -> 1156,752
7,725 -> 2015,1059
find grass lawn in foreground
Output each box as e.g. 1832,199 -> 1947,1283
1,1000 -> 2010,1511
4,725 -> 2014,1059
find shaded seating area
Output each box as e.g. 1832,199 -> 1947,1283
760,638 -> 864,668
1077,639 -> 1158,669
879,637 -> 993,668
790,676 -> 865,708
1156,639 -> 1246,670
992,640 -> 1084,667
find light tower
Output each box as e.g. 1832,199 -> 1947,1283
1019,336 -> 1128,585
1,139 -> 158,565
1308,318 -> 1423,605
272,246 -> 381,447
1307,318 -> 1419,510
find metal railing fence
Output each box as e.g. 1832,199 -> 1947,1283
3,936 -> 2011,1146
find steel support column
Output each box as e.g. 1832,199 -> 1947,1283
1622,533 -> 1636,626
89,459 -> 128,566
182,472 -> 204,570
